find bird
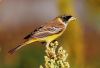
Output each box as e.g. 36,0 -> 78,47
8,15 -> 76,54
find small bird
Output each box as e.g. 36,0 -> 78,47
8,15 -> 76,54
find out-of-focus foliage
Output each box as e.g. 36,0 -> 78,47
0,0 -> 100,68
58,0 -> 75,15
58,0 -> 85,68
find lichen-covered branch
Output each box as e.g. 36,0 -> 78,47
40,41 -> 70,68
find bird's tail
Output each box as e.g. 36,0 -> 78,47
8,39 -> 38,54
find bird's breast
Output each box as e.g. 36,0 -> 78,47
40,31 -> 64,42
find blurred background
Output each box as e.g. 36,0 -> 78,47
0,0 -> 100,68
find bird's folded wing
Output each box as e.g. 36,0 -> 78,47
24,26 -> 43,39
24,26 -> 63,39
32,27 -> 63,38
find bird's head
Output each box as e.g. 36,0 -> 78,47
59,15 -> 76,24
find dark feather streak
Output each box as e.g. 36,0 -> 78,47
24,26 -> 43,39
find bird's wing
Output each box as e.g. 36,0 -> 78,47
32,26 -> 63,38
24,26 -> 43,39
24,26 -> 63,39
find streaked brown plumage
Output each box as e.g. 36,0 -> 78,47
8,15 -> 75,54
24,18 -> 65,39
